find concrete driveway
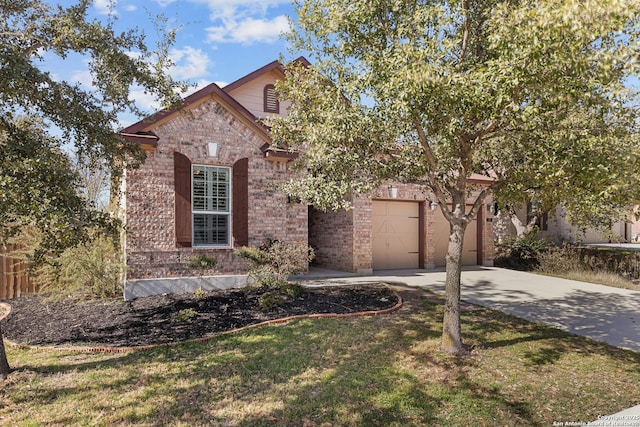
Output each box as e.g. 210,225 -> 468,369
301,266 -> 640,353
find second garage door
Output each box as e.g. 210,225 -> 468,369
372,201 -> 420,270
433,207 -> 478,267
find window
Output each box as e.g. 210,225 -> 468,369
527,201 -> 548,231
192,165 -> 230,246
263,84 -> 279,113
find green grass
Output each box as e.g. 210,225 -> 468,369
1,297 -> 639,426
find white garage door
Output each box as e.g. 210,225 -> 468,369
372,201 -> 420,270
434,207 -> 478,267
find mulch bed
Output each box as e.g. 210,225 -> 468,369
0,283 -> 399,348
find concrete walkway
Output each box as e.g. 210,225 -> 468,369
297,266 -> 640,423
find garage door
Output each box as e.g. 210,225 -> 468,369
372,201 -> 420,270
434,207 -> 478,267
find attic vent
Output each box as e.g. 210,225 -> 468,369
264,84 -> 279,114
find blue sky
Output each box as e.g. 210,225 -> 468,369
47,0 -> 299,128
41,1 -> 639,130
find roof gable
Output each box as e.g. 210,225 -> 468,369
223,56 -> 310,94
121,82 -> 269,140
120,57 -> 310,160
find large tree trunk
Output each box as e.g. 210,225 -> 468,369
0,324 -> 11,380
441,219 -> 469,356
506,205 -> 538,237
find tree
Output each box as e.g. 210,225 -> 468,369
0,0 -> 183,379
270,0 -> 640,355
74,156 -> 112,211
0,117 -> 116,261
495,105 -> 640,239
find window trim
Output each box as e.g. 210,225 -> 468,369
263,84 -> 279,114
191,164 -> 232,248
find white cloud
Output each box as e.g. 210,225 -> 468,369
123,4 -> 137,12
152,0 -> 176,7
178,80 -> 218,99
129,87 -> 161,112
153,0 -> 290,13
207,15 -> 289,45
193,79 -> 215,92
99,47 -> 212,113
68,68 -> 161,113
126,80 -> 215,117
94,0 -> 117,16
151,0 -> 291,44
71,66 -> 95,91
169,46 -> 212,80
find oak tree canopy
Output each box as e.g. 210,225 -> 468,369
271,0 -> 640,354
0,0 -> 184,379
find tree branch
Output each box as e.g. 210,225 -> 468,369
459,0 -> 471,64
0,32 -> 45,58
466,186 -> 493,223
21,42 -> 44,58
472,120 -> 498,144
414,117 -> 438,171
413,117 -> 454,206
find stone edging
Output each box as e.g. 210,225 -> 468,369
0,287 -> 403,354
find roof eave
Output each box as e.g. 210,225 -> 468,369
264,149 -> 299,162
120,132 -> 159,150
223,56 -> 310,94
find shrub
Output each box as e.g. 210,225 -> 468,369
575,246 -> 640,280
281,282 -> 307,298
494,232 -> 550,270
258,291 -> 285,309
536,244 -> 638,289
233,245 -> 269,266
193,287 -> 207,299
31,234 -> 124,300
538,245 -> 640,281
235,240 -> 315,287
171,308 -> 199,323
235,241 -> 314,306
186,254 -> 217,271
249,266 -> 288,289
185,254 -> 217,296
536,244 -> 581,275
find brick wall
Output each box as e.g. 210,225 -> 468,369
308,196 -> 374,273
351,196 -> 373,272
308,206 -> 354,271
124,97 -> 307,279
481,208 -> 495,266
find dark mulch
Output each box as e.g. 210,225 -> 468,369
0,283 -> 399,348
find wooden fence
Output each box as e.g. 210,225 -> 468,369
1,244 -> 37,299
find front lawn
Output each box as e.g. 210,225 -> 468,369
1,290 -> 638,426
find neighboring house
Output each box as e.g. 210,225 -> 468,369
495,204 -> 640,244
119,58 -> 495,298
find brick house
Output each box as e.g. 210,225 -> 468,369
120,58 -> 495,298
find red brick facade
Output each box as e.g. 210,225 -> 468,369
123,96 -> 307,279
